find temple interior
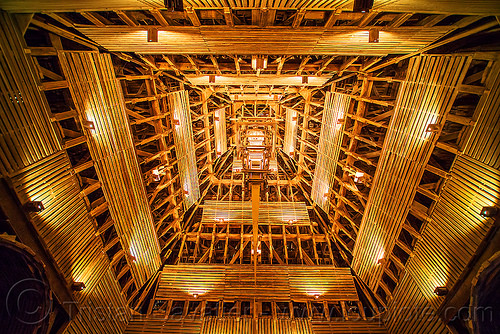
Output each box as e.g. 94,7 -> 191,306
0,1 -> 499,333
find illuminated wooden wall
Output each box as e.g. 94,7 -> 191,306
11,152 -> 106,293
0,12 -> 131,334
0,11 -> 61,175
352,55 -> 470,290
311,92 -> 351,212
59,51 -> 161,286
201,200 -> 311,225
384,58 -> 500,334
214,106 -> 227,158
155,265 -> 358,301
167,90 -> 201,209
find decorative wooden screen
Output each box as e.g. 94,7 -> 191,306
311,92 -> 351,212
167,90 -> 201,209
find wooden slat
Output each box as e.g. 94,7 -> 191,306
463,60 -> 500,169
406,155 -> 500,310
201,200 -> 311,226
0,12 -> 61,176
352,55 -> 469,290
167,90 -> 201,209
76,26 -> 455,55
155,264 -> 358,302
311,92 -> 351,212
58,51 -> 161,286
385,272 -> 448,334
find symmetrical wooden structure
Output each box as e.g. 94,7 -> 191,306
0,1 -> 499,334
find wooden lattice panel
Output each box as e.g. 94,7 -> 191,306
201,200 -> 311,226
283,107 -> 298,157
155,265 -> 359,302
214,106 -> 227,157
59,51 -> 161,286
352,55 -> 470,290
10,151 -> 105,297
168,90 -> 201,209
406,155 -> 500,310
384,272 -> 448,334
76,26 -> 455,55
201,318 -> 312,334
0,12 -> 61,176
463,60 -> 500,169
125,318 -> 203,334
311,92 -> 351,213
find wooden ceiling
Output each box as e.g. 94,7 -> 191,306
1,1 -> 499,333
3,0 -> 500,15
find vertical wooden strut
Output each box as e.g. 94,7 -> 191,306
251,182 -> 260,285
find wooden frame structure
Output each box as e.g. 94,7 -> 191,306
0,1 -> 499,333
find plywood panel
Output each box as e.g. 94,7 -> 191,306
311,92 -> 350,212
76,26 -> 454,55
59,51 -> 161,286
167,90 -> 201,209
352,55 -> 469,290
0,11 -> 61,176
156,265 -> 358,302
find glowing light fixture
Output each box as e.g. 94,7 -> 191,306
193,293 -> 199,299
434,286 -> 448,296
480,206 -> 498,217
82,120 -> 95,131
72,282 -> 86,291
314,294 -> 320,299
24,201 -> 44,212
426,124 -> 441,133
173,119 -> 180,126
377,257 -> 387,265
337,118 -> 345,124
